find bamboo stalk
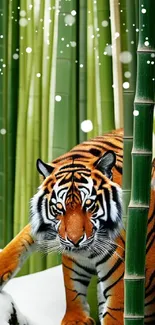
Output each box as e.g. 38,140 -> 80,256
47,0 -> 77,269
121,0 -> 137,226
109,0 -> 123,129
77,0 -> 87,143
0,0 -> 8,248
28,0 -> 47,274
87,0 -> 97,138
124,0 -> 155,323
6,0 -> 19,244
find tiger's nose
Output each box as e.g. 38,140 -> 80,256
66,235 -> 85,247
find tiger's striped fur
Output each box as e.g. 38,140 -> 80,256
0,129 -> 154,325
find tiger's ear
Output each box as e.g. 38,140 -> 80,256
36,159 -> 54,178
95,150 -> 116,179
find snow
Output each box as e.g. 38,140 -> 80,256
2,265 -> 66,325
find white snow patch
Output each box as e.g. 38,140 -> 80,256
4,265 -> 65,325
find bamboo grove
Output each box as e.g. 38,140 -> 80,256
0,0 -> 155,324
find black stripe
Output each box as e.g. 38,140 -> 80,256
73,260 -> 96,275
115,165 -> 122,174
103,272 -> 124,299
145,270 -> 155,292
102,311 -> 117,321
148,210 -> 155,225
146,234 -> 155,254
62,262 -> 92,278
96,250 -> 114,266
145,284 -> 155,299
98,258 -> 123,282
146,226 -> 155,245
70,277 -> 90,287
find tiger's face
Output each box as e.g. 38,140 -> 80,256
30,151 -> 122,255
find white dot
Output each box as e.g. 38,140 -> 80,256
55,95 -> 62,102
70,41 -> 76,47
81,120 -> 93,133
151,53 -> 155,58
80,64 -> 83,68
123,82 -> 130,89
19,18 -> 28,27
0,35 -> 3,38
124,71 -> 131,78
96,27 -> 100,31
36,73 -> 41,78
151,61 -> 154,65
0,128 -> 6,135
114,32 -> 120,39
29,4 -> 33,9
91,35 -> 95,38
71,10 -> 76,16
2,64 -> 6,67
120,51 -> 132,64
144,41 -> 149,46
147,60 -> 150,64
133,110 -> 139,116
64,14 -> 75,25
26,47 -> 32,53
61,38 -> 64,41
136,28 -> 139,32
101,20 -> 109,27
104,44 -> 112,56
66,44 -> 69,47
20,10 -> 26,17
141,8 -> 146,13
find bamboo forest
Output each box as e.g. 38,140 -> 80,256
0,0 -> 155,324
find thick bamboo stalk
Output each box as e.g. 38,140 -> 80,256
0,0 -> 8,248
124,0 -> 155,323
121,0 -> 137,226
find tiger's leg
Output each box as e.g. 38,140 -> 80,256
61,254 -> 95,325
96,232 -> 125,325
0,224 -> 36,290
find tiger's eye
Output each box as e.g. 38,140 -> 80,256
85,199 -> 92,206
56,202 -> 63,210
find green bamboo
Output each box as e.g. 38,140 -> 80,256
121,0 -> 137,226
124,0 -> 155,323
47,0 -> 77,269
51,0 -> 77,159
29,0 -> 47,274
77,0 -> 87,143
109,0 -> 123,129
0,0 -> 8,248
5,0 -> 19,244
47,0 -> 77,267
95,0 -> 115,133
87,0 -> 97,138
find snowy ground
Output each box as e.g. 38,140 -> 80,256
1,265 -> 66,325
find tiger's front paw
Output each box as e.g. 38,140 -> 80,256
61,313 -> 95,325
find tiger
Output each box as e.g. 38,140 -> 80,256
0,129 -> 154,325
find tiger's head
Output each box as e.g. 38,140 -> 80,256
30,151 -> 122,256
